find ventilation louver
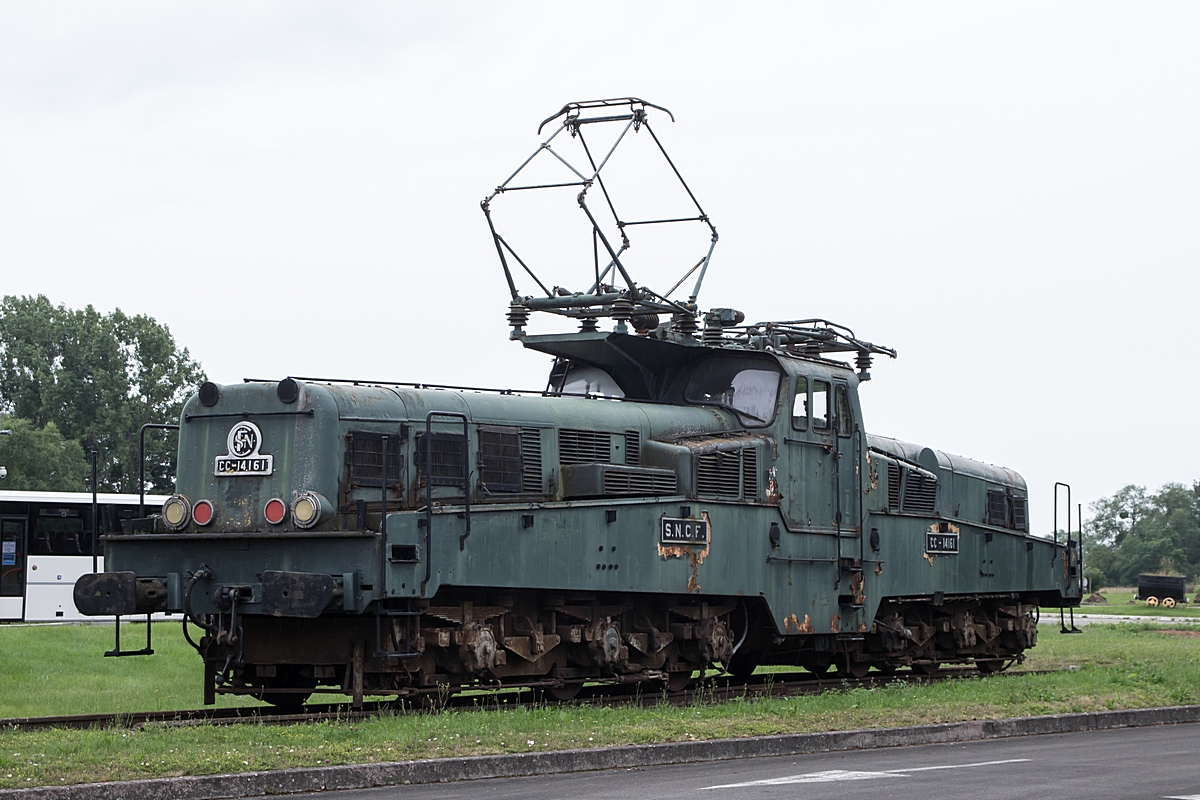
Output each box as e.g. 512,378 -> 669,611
887,462 -> 901,510
559,429 -> 612,465
901,470 -> 937,514
520,428 -> 543,493
696,451 -> 742,498
742,447 -> 758,500
624,430 -> 640,466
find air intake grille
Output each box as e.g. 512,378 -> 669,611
603,468 -> 676,495
986,489 -> 1007,526
887,463 -> 901,510
559,429 -> 612,465
1010,494 -> 1027,531
520,428 -> 543,493
348,431 -> 404,483
742,448 -> 758,500
415,432 -> 466,486
479,426 -> 521,493
697,451 -> 742,498
902,470 -> 937,514
624,430 -> 640,466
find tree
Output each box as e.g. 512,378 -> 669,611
0,295 -> 205,492
0,415 -> 89,491
1084,482 -> 1200,587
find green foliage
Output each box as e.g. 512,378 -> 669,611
1085,482 -> 1200,587
0,295 -> 205,492
0,415 -> 88,491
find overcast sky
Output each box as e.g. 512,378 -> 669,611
2,2 -> 1197,533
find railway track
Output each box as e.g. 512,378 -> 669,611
0,667 -> 1046,732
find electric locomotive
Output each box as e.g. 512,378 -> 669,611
75,99 -> 1082,706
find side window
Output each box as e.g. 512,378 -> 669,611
812,380 -> 830,431
835,385 -> 852,437
791,376 -> 809,431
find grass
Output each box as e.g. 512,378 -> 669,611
1,622 -> 1199,789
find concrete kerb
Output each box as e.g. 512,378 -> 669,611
5,704 -> 1200,800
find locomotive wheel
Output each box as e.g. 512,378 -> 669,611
725,651 -> 760,682
837,659 -> 870,679
975,659 -> 1006,675
912,661 -> 941,676
544,683 -> 582,702
1163,597 -> 1177,609
803,655 -> 832,677
1146,596 -> 1159,607
258,667 -> 316,711
666,670 -> 694,693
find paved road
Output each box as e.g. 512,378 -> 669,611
264,723 -> 1200,800
1067,614 -> 1200,625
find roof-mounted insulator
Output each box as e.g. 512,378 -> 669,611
855,351 -> 873,382
673,312 -> 698,339
611,298 -> 633,334
507,301 -> 531,340
579,317 -> 599,332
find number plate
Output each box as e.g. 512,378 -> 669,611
661,517 -> 709,545
925,531 -> 959,554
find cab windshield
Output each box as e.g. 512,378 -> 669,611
683,357 -> 781,426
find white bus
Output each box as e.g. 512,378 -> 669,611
0,490 -> 168,621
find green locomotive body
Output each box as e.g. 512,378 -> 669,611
77,326 -> 1079,703
75,98 -> 1079,704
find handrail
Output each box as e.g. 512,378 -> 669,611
421,411 -> 471,596
139,423 -> 181,518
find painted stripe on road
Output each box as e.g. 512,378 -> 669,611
700,758 -> 1031,789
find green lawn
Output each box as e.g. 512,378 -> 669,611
0,621 -> 1199,789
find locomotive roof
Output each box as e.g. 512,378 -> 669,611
867,433 -> 1026,491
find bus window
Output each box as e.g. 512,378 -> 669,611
0,519 -> 24,598
791,376 -> 809,431
32,509 -> 88,556
812,381 -> 830,430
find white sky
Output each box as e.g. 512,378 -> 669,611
2,2 -> 1197,534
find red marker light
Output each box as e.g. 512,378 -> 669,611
264,498 -> 287,525
192,500 -> 214,526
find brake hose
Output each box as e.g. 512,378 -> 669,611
183,563 -> 216,633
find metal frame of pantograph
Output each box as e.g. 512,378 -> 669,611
482,98 -> 719,335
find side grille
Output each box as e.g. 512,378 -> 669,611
1010,494 -> 1027,531
986,489 -> 1008,527
696,451 -> 742,498
478,426 -> 522,493
901,470 -> 937,514
559,429 -> 612,465
742,447 -> 758,500
603,467 -> 677,495
414,432 -> 466,486
887,463 -> 901,510
520,428 -> 543,493
348,431 -> 403,483
624,430 -> 640,466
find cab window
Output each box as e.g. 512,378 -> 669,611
836,384 -> 852,437
812,380 -> 830,430
791,376 -> 809,431
683,356 -> 781,426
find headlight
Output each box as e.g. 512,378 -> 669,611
291,491 -> 331,529
162,495 -> 191,531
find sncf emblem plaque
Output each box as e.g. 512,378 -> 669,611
661,517 -> 709,545
214,421 -> 274,476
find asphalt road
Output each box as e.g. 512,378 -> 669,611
265,723 -> 1200,800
